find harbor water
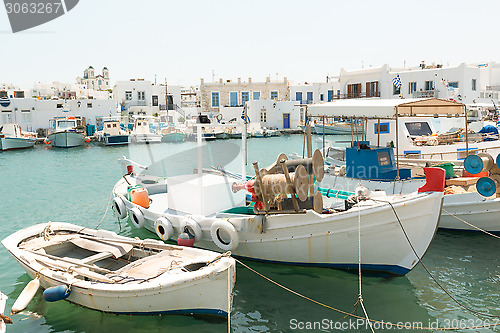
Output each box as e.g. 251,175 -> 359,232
0,135 -> 498,332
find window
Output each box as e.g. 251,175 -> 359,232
307,92 -> 313,102
408,82 -> 417,94
98,79 -> 102,85
137,91 -> 145,101
374,122 -> 390,134
472,79 -> 477,91
125,91 -> 132,100
211,92 -> 219,107
230,92 -> 238,107
260,110 -> 267,122
425,81 -> 434,90
448,82 -> 459,88
152,95 -> 158,106
366,81 -> 379,97
253,91 -> 260,100
0,91 -> 7,98
337,90 -> 341,97
393,85 -> 401,95
271,91 -> 278,100
241,91 -> 249,104
57,103 -> 63,108
295,91 -> 302,101
320,94 -> 324,101
2,110 -> 12,123
328,90 -> 333,101
405,122 -> 432,136
347,83 -> 361,97
21,110 -> 31,122
87,102 -> 92,108
14,91 -> 24,98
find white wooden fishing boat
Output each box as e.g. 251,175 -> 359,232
0,124 -> 36,151
131,116 -> 162,143
0,292 -> 9,332
2,222 -> 235,317
47,117 -> 86,148
112,150 -> 445,275
97,117 -> 130,146
313,122 -> 363,135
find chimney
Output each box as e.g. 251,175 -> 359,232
219,78 -> 223,84
284,77 -> 288,85
266,77 -> 270,83
200,78 -> 204,85
248,77 -> 252,83
238,78 -> 241,85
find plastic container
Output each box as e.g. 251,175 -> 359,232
434,162 -> 454,178
462,169 -> 489,178
130,187 -> 149,208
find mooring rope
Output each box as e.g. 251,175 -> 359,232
442,209 -> 500,239
371,198 -> 500,319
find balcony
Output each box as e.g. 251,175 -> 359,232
412,90 -> 439,98
328,91 -> 381,100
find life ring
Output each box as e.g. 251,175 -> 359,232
154,217 -> 174,241
215,114 -> 223,122
210,219 -> 239,251
130,207 -> 145,229
113,196 -> 127,219
180,217 -> 202,243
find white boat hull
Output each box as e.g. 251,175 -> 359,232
114,176 -> 442,275
132,134 -> 162,144
0,137 -> 36,151
2,222 -> 235,316
319,175 -> 500,232
48,131 -> 85,148
314,123 -> 363,135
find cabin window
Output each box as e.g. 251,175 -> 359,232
14,91 -> 24,98
449,82 -> 459,88
271,91 -> 278,100
125,91 -> 132,100
0,91 -> 7,98
374,122 -> 390,134
253,91 -> 260,101
472,79 -> 477,91
405,122 -> 432,136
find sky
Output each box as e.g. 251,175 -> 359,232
1,0 -> 500,88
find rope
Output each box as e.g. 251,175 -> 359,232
95,186 -> 115,230
227,258 -> 231,333
442,209 -> 500,239
235,259 -> 497,330
371,198 -> 500,319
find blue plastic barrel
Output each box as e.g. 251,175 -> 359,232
476,177 -> 496,197
464,155 -> 483,175
43,285 -> 71,302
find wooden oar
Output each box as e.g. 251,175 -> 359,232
78,234 -> 180,252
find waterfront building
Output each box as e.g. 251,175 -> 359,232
76,66 -> 111,91
289,81 -> 342,105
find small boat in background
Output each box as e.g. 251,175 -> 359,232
47,116 -> 86,148
130,116 -> 162,144
161,127 -> 186,143
97,117 -> 130,146
264,128 -> 281,137
314,121 -> 363,135
0,124 -> 37,151
2,222 -> 235,317
0,291 -> 11,332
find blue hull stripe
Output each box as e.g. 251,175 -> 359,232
233,255 -> 410,276
112,308 -> 227,317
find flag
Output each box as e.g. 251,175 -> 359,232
392,74 -> 402,89
241,107 -> 250,124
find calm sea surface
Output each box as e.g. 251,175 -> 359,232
0,135 -> 498,332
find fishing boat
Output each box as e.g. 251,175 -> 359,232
2,222 -> 235,317
313,121 -> 363,135
130,116 -> 162,144
264,128 -> 281,137
96,117 -> 130,146
0,124 -> 37,151
161,129 -> 186,143
112,132 -> 445,275
0,292 -> 10,332
309,98 -> 500,232
47,116 -> 86,148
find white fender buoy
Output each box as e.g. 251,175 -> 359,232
113,196 -> 127,219
11,277 -> 40,314
130,207 -> 145,229
210,219 -> 239,251
154,217 -> 174,241
180,217 -> 202,243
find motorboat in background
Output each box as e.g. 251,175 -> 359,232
47,116 -> 87,148
130,116 -> 162,144
2,222 -> 235,317
0,123 -> 37,151
97,117 -> 130,146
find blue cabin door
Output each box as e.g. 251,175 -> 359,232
283,113 -> 290,129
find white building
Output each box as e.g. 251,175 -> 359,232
289,81 -> 342,105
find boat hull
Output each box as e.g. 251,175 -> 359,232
102,135 -> 130,146
132,134 -> 162,143
48,131 -> 85,148
0,137 -> 36,151
113,176 -> 442,275
161,133 -> 186,143
2,222 -> 235,316
314,123 -> 363,135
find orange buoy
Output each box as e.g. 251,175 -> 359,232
130,187 -> 150,208
44,138 -> 51,145
85,138 -> 91,143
